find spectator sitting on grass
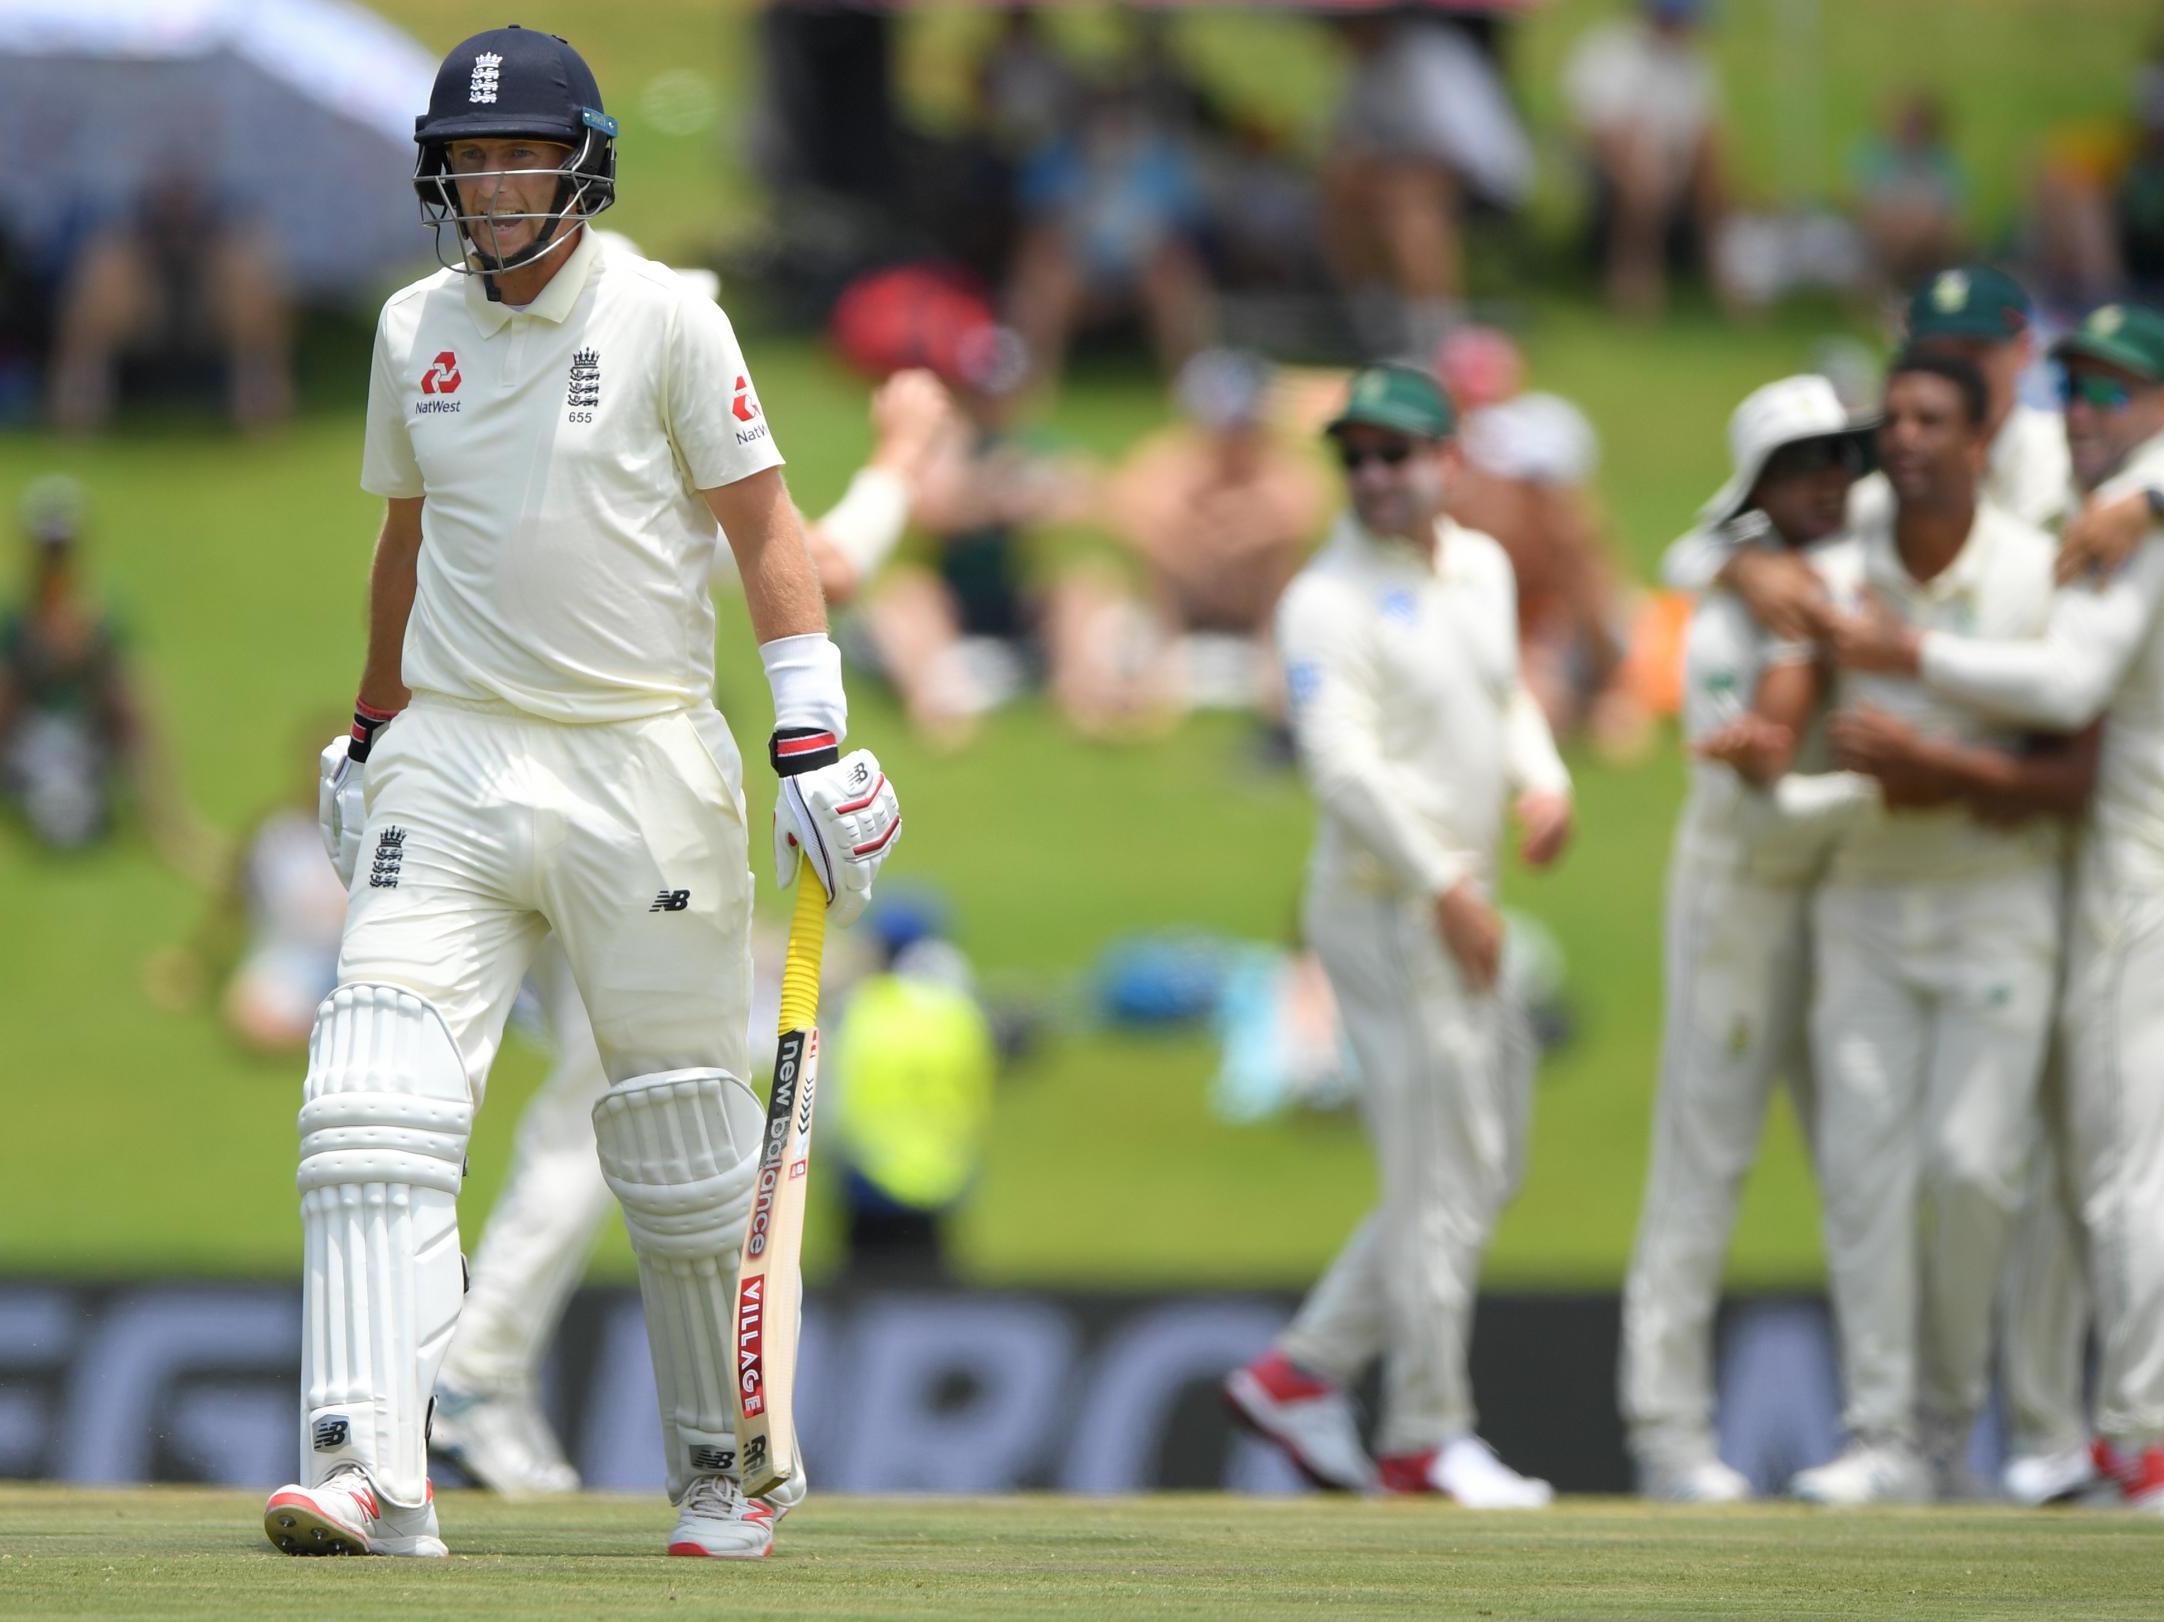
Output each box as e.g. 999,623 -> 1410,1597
1050,348 -> 1326,739
0,477 -> 211,875
1564,0 -> 1735,320
1854,92 -> 1969,299
45,170 -> 293,434
861,325 -> 1101,750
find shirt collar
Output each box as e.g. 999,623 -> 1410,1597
1340,511 -> 1455,574
1862,501 -> 1992,602
460,225 -> 601,338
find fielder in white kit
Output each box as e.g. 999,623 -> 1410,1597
1721,353 -> 2067,1504
1223,365 -> 1573,1506
260,26 -> 900,1559
1829,302 -> 2164,1511
1619,375 -> 1878,1502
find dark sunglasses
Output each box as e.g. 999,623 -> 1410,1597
1764,436 -> 1866,478
1337,441 -> 1416,472
2059,373 -> 2136,412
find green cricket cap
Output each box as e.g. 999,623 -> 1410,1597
2052,302 -> 2164,384
1324,363 -> 1456,441
1905,264 -> 2032,343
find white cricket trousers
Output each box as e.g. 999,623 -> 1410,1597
1277,881 -> 1533,1454
1811,866 -> 2060,1445
2061,855 -> 2164,1452
1620,854 -> 1814,1466
339,695 -> 756,1093
436,941 -> 613,1396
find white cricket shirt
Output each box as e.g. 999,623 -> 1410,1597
1278,515 -> 1570,901
1674,533 -> 1869,884
361,228 -> 785,722
1827,500 -> 2064,883
1921,427 -> 2164,884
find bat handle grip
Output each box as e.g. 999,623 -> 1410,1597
778,852 -> 826,1034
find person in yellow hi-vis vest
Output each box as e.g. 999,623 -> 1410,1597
828,922 -> 998,1280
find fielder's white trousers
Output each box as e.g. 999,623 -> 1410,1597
339,695 -> 755,1093
1277,881 -> 1533,1454
1811,866 -> 2060,1445
2061,856 -> 2164,1451
1620,853 -> 1814,1466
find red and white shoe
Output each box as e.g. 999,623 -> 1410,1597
1223,1350 -> 1378,1492
2111,1443 -> 2164,1513
668,1475 -> 776,1559
1380,1436 -> 1554,1509
263,1466 -> 448,1557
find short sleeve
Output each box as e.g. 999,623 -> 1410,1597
665,296 -> 787,491
360,313 -> 423,500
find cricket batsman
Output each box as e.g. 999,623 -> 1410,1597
1827,302 -> 2164,1511
431,371 -> 951,1497
1619,375 -> 1877,1502
1224,364 -> 1572,1506
260,26 -> 900,1559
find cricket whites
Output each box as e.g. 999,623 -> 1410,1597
733,856 -> 828,1497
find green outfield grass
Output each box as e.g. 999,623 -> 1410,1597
3,1486 -> 2159,1618
6,1 -> 2156,1290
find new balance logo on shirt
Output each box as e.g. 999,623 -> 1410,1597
650,888 -> 691,912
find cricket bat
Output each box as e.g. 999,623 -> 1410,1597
733,854 -> 826,1498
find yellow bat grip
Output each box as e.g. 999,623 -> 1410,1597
778,852 -> 826,1035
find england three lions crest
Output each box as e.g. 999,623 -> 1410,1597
566,347 -> 601,416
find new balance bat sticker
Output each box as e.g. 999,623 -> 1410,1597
732,857 -> 826,1498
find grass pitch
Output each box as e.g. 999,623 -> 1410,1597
1,1486 -> 2158,1619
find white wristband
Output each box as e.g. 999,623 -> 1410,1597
759,632 -> 848,741
814,467 -> 911,578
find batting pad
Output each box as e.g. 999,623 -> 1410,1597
297,983 -> 474,1507
592,1068 -> 763,1501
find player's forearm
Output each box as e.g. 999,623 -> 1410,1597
714,473 -> 828,644
357,503 -> 422,714
1912,735 -> 2095,821
1298,740 -> 1471,897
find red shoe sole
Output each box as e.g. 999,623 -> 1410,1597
667,1539 -> 771,1560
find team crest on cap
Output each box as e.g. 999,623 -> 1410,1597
2093,305 -> 2127,337
1931,270 -> 1970,312
1355,371 -> 1390,405
469,51 -> 503,104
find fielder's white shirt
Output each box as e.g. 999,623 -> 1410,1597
1278,515 -> 1569,900
1827,501 -> 2065,883
1674,533 -> 1870,883
1921,427 -> 2164,884
362,228 -> 784,723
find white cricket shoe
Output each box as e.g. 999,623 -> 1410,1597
1381,1436 -> 1554,1508
1223,1350 -> 1378,1492
1790,1440 -> 1934,1506
668,1474 -> 776,1559
2002,1443 -> 2100,1506
263,1465 -> 448,1557
1638,1453 -> 1753,1504
431,1382 -> 581,1497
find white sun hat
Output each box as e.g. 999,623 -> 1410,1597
1699,373 -> 1878,525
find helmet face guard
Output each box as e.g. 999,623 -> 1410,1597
413,110 -> 617,278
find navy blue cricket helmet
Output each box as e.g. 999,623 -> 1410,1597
412,25 -> 619,279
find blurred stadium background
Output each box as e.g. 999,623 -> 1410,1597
3,0 -> 2159,1507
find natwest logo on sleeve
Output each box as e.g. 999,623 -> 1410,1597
421,352 -> 462,395
731,374 -> 760,423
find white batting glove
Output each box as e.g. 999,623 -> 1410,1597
317,739 -> 366,888
317,704 -> 398,888
769,731 -> 901,929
